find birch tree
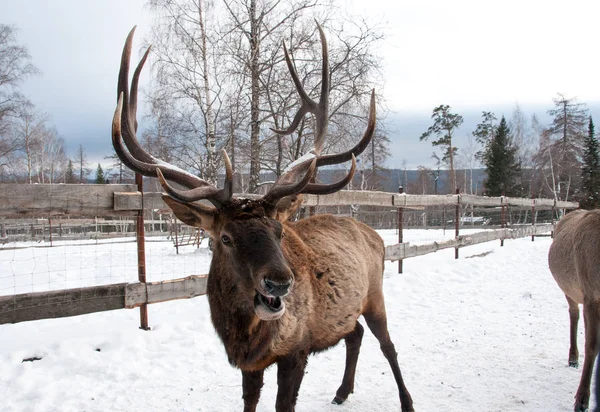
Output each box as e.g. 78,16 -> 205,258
146,0 -> 222,183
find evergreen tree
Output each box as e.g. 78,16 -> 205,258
65,159 -> 76,183
420,105 -> 463,192
472,111 -> 497,162
484,116 -> 521,196
95,163 -> 105,184
580,117 -> 600,209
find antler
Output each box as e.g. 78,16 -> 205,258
264,22 -> 376,205
112,27 -> 233,209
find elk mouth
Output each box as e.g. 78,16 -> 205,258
254,291 -> 285,321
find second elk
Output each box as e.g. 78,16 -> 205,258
112,24 -> 415,412
549,209 -> 600,412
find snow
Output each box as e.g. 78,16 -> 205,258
0,229 -> 593,411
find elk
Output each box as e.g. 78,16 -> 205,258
112,25 -> 414,412
548,209 -> 600,411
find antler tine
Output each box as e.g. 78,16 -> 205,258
263,159 -> 317,205
113,27 -> 234,208
263,22 -> 331,206
271,23 -> 329,154
316,89 -> 376,167
302,154 -> 357,195
118,27 -> 153,164
154,151 -> 233,206
314,21 -> 329,154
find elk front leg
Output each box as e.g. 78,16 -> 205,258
275,350 -> 309,412
574,301 -> 600,412
242,369 -> 264,412
566,295 -> 580,367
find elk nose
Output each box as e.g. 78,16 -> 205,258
262,278 -> 292,297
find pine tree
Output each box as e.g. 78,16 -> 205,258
65,159 -> 76,183
95,163 -> 105,184
580,117 -> 600,209
420,105 -> 463,192
484,116 -> 521,196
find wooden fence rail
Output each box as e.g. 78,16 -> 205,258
0,183 -> 579,326
0,275 -> 207,325
0,184 -> 579,218
384,224 -> 554,260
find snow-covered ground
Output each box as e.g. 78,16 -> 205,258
0,229 -> 592,411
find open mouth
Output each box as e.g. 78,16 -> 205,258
255,291 -> 283,312
254,291 -> 285,320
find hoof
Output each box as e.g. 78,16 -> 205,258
332,396 -> 346,405
574,397 -> 589,411
569,360 -> 579,368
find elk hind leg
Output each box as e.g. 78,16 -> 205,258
363,306 -> 414,412
332,321 -> 364,405
574,301 -> 600,412
567,295 -> 580,367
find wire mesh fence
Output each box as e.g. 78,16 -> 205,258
0,213 -> 211,298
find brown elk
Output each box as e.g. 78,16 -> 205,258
112,25 -> 414,412
548,209 -> 600,411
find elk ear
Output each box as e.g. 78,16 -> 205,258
162,195 -> 216,235
275,194 -> 303,222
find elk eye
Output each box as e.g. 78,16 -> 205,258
221,234 -> 232,246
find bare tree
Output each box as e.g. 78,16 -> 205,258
73,144 -> 91,183
533,94 -> 588,201
34,127 -> 66,183
457,133 -> 480,194
146,0 -> 222,183
11,108 -> 49,183
104,153 -> 134,183
260,19 -> 387,183
0,24 -> 39,165
221,0 -> 321,192
508,104 -> 539,196
144,1 -> 386,193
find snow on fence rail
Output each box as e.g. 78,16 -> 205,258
0,183 -> 578,326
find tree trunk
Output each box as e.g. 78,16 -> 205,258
248,0 -> 260,193
198,0 -> 217,185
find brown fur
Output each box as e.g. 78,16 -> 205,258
548,209 -> 600,411
165,197 -> 414,412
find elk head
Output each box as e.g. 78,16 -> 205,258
112,25 -> 376,321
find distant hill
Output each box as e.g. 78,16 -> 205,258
256,168 -> 487,195
136,167 -> 488,195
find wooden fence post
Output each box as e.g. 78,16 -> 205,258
455,188 -> 460,259
398,186 -> 404,274
531,197 -> 535,242
174,218 -> 180,255
551,200 -> 556,239
136,173 -> 149,331
500,193 -> 506,247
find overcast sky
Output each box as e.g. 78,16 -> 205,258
3,0 -> 600,170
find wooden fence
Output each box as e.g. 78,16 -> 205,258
0,184 -> 579,326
